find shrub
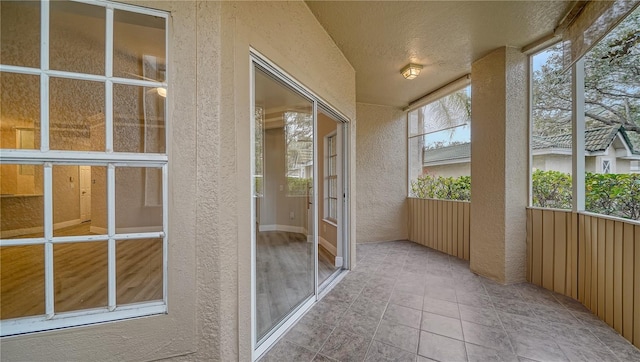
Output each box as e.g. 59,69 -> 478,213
410,174 -> 470,201
411,170 -> 640,221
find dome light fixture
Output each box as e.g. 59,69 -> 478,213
401,63 -> 423,80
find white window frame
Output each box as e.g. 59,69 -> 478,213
602,159 -> 611,174
325,131 -> 338,222
0,0 -> 169,336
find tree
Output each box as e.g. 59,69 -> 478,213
532,7 -> 640,147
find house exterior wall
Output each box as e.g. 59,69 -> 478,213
423,162 -> 470,178
356,103 -> 407,242
1,1 -> 356,361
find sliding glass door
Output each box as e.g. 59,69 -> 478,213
252,56 -> 350,357
253,65 -> 315,342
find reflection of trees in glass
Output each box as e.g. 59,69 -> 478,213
419,86 -> 471,143
532,7 -> 640,147
284,111 -> 313,196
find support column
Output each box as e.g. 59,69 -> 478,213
470,46 -> 528,284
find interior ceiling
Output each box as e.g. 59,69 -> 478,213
305,1 -> 574,108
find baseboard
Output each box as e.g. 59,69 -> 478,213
90,226 -> 108,235
1,226 -> 43,239
258,224 -> 306,234
1,219 -> 82,239
319,236 -> 337,257
54,219 -> 82,230
115,226 -> 163,234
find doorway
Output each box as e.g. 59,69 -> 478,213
79,165 -> 91,222
251,54 -> 350,358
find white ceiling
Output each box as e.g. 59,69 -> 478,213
306,1 -> 574,108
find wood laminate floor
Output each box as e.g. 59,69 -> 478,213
256,231 -> 339,339
2,225 -> 338,335
1,223 -> 162,320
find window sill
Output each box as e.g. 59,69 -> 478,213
322,218 -> 338,227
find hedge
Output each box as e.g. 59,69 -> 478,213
410,170 -> 640,221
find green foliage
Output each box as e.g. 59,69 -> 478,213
410,174 -> 470,201
531,169 -> 572,209
287,177 -> 310,196
585,172 -> 640,220
530,170 -> 640,221
412,170 -> 640,221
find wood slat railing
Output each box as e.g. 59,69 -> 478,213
407,197 -> 470,260
527,208 -> 639,349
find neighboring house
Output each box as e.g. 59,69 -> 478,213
423,126 -> 640,177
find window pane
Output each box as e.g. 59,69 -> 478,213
583,7 -> 640,221
329,178 -> 337,198
113,10 -> 166,82
115,167 -> 163,233
1,1 -> 40,68
54,241 -> 108,312
53,165 -> 107,237
116,238 -> 163,305
1,245 -> 45,319
50,1 -> 105,75
329,155 -> 336,175
113,84 -> 166,153
531,43 -> 572,209
408,87 -> 471,200
50,77 -> 105,151
329,199 -> 336,220
329,135 -> 336,155
1,72 -> 41,150
0,164 -> 44,238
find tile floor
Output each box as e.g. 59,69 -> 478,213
258,240 -> 640,362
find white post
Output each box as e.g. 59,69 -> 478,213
572,58 -> 585,212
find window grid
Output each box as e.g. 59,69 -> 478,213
326,134 -> 338,221
0,0 -> 169,336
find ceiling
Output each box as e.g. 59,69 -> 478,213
305,1 -> 574,108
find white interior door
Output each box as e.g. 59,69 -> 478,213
79,166 -> 91,222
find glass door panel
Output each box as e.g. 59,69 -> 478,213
317,110 -> 341,287
254,66 -> 315,342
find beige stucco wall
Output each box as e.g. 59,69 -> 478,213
470,46 -> 528,284
356,103 -> 407,243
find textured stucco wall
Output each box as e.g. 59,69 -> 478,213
470,46 -> 527,284
356,103 -> 407,243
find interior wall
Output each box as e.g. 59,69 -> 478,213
356,102 -> 407,243
261,127 -> 307,232
0,0 -> 161,235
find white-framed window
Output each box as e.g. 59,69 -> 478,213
528,6 -> 640,221
325,132 -> 338,221
0,0 -> 168,336
407,85 -> 471,200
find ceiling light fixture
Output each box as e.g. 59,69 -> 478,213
401,63 -> 423,80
